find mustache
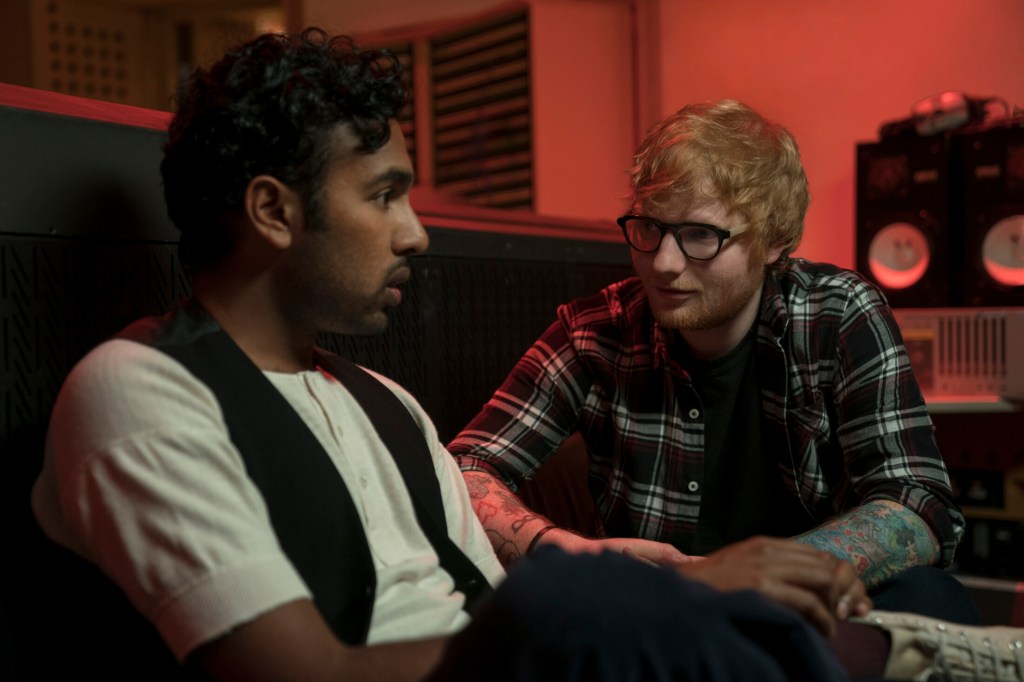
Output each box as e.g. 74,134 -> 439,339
386,259 -> 412,286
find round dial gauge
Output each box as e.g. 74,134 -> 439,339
981,214 -> 1024,287
868,222 -> 931,290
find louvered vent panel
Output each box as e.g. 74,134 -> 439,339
431,11 -> 532,210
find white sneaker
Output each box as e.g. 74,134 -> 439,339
852,610 -> 1024,681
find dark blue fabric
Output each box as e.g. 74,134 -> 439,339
430,547 -> 850,682
869,566 -> 981,625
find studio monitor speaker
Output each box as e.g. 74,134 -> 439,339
856,136 -> 957,307
955,126 -> 1024,306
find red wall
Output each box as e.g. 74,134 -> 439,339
652,0 -> 1024,269
302,0 -> 1024,268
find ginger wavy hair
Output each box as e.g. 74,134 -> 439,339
628,100 -> 810,274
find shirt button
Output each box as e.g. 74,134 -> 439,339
687,481 -> 699,492
688,408 -> 700,419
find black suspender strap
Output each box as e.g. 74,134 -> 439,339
120,301 -> 492,639
149,326 -> 378,645
314,349 -> 493,613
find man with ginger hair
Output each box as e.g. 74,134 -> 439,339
451,99 -> 978,623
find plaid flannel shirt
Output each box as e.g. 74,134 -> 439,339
451,260 -> 964,566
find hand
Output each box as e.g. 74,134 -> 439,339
829,556 -> 872,621
674,536 -> 868,637
538,529 -> 700,566
597,537 -> 702,566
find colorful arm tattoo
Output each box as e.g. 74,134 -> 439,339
795,500 -> 940,588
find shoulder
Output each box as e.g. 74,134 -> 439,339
50,339 -> 224,461
548,277 -> 654,366
558,277 -> 649,332
60,339 -> 214,404
60,338 -> 219,409
779,259 -> 878,296
360,366 -> 424,414
775,259 -> 888,313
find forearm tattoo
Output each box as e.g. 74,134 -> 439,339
795,500 -> 939,588
464,472 -> 547,566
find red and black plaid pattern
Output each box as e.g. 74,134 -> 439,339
451,260 -> 963,566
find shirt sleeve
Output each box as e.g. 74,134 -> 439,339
832,281 -> 964,565
33,340 -> 310,661
447,317 -> 591,492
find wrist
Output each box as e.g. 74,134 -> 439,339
532,526 -> 589,554
526,524 -> 558,554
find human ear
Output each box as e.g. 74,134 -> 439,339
765,242 -> 786,265
244,175 -> 303,250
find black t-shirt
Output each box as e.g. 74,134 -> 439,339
682,325 -> 811,555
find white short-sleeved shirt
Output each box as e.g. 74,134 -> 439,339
32,339 -> 505,661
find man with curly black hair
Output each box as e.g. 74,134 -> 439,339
161,28 -> 410,275
30,28 -> 507,680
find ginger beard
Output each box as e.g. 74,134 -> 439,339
637,243 -> 768,332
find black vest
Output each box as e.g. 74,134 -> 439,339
116,300 -> 492,648
26,301 -> 495,679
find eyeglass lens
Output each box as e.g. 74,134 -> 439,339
622,218 -> 723,260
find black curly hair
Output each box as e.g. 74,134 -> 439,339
161,27 -> 407,270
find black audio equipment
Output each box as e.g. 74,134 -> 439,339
955,125 -> 1024,306
856,135 -> 959,307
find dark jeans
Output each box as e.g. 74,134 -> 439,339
430,546 -> 850,682
868,566 -> 981,625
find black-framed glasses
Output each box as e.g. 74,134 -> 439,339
617,215 -> 747,261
